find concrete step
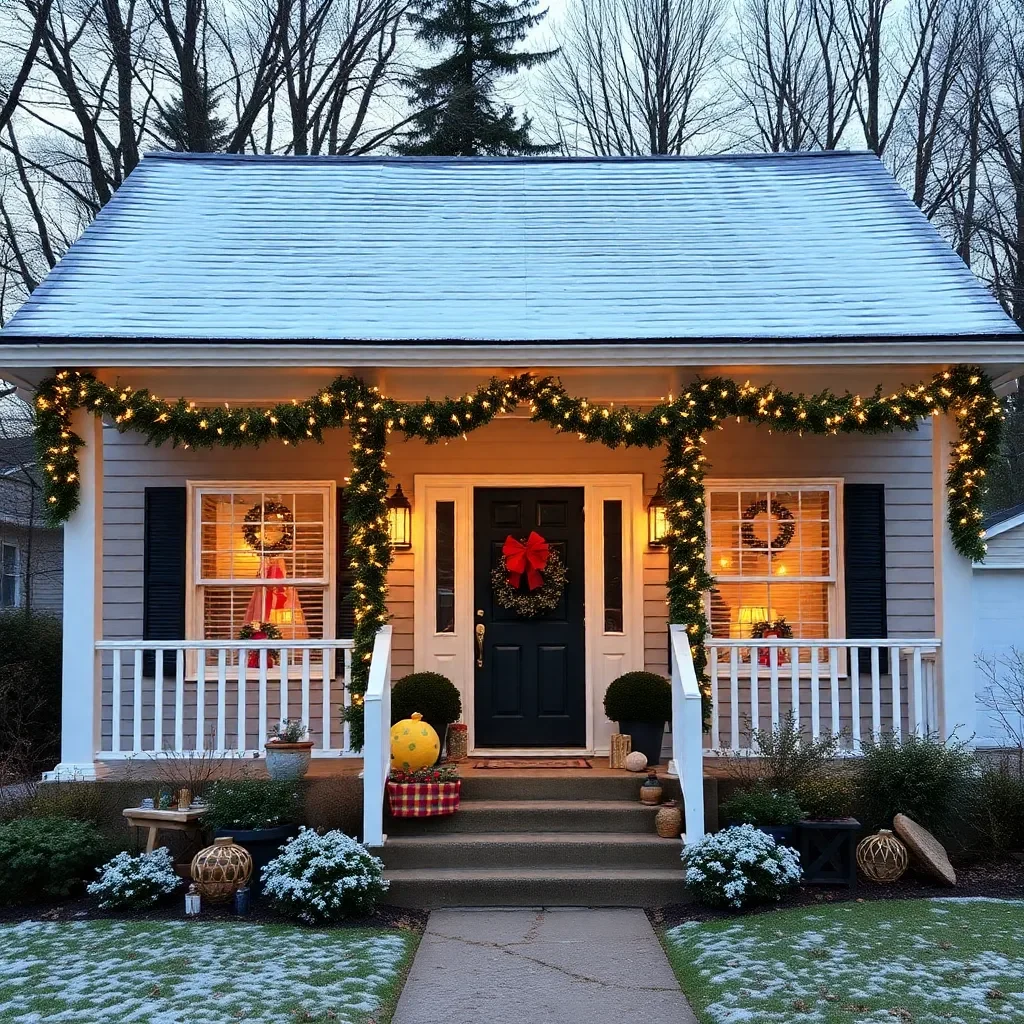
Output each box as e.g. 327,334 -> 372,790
456,773 -> 682,802
384,866 -> 686,908
381,831 -> 683,870
386,799 -> 661,835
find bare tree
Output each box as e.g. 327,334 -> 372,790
545,0 -> 728,155
0,1 -> 53,137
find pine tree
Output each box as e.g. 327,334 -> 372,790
156,84 -> 229,152
399,1 -> 557,156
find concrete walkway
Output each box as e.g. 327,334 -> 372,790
391,908 -> 699,1024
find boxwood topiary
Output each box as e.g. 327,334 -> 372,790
603,671 -> 672,725
390,672 -> 462,737
0,816 -> 108,904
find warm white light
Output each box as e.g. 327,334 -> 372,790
387,483 -> 412,550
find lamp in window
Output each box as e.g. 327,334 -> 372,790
647,484 -> 669,548
387,484 -> 412,550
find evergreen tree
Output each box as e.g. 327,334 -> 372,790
156,84 -> 229,152
400,1 -> 557,156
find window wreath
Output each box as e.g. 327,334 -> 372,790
741,498 -> 795,552
491,531 -> 568,618
242,499 -> 294,553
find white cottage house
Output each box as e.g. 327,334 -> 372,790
1,152 -> 1022,892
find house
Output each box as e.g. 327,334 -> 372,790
1,151 -> 1022,898
0,434 -> 63,615
973,502 -> 1024,749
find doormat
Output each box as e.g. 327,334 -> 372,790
472,758 -> 591,770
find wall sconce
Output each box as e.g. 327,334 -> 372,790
387,483 -> 412,550
647,484 -> 669,548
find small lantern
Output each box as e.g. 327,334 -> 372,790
647,484 -> 669,548
185,883 -> 201,916
387,483 -> 412,550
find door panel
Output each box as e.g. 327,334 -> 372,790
474,487 -> 586,748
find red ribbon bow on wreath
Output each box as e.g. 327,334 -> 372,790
502,531 -> 550,591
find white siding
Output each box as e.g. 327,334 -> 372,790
982,524 -> 1024,568
973,567 -> 1024,748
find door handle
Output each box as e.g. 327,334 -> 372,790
475,623 -> 486,668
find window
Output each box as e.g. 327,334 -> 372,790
189,485 -> 333,645
1,543 -> 19,608
603,500 -> 624,633
435,501 -> 455,633
705,484 -> 838,639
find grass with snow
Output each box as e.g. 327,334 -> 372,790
664,897 -> 1024,1023
0,919 -> 416,1023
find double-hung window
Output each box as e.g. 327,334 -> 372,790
188,484 -> 334,649
1,542 -> 19,608
705,483 -> 839,640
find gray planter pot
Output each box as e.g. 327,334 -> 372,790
264,741 -> 314,780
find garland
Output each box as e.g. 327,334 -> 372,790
492,548 -> 568,617
33,366 -> 1003,750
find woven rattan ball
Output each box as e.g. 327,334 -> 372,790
191,836 -> 253,903
856,829 -> 909,883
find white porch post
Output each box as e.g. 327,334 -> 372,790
931,412 -> 976,743
46,409 -> 104,779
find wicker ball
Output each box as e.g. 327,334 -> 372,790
624,751 -> 648,772
856,829 -> 909,883
191,836 -> 253,903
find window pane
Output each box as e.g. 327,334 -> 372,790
204,585 -> 325,642
603,500 -> 623,633
1,545 -> 16,607
435,501 -> 455,633
710,581 -> 829,639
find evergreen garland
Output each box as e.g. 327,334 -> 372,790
34,366 -> 1003,749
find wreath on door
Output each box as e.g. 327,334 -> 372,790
491,531 -> 568,618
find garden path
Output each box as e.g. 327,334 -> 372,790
391,907 -> 699,1024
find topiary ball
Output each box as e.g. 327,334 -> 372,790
624,751 -> 648,772
390,712 -> 441,772
603,671 -> 672,725
390,672 -> 462,738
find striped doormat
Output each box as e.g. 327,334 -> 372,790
472,758 -> 591,770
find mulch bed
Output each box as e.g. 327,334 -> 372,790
649,857 -> 1024,931
0,896 -> 428,934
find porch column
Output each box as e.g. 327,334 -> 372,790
931,412 -> 976,743
46,409 -> 104,779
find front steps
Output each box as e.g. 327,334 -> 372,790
381,772 -> 687,908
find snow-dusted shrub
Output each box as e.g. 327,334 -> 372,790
87,847 -> 182,908
682,824 -> 801,910
261,827 -> 389,923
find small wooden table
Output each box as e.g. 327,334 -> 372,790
122,807 -> 206,853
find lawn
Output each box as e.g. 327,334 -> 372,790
663,897 -> 1024,1024
0,919 -> 418,1024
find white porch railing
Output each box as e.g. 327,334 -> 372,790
95,639 -> 355,757
362,625 -> 393,848
669,624 -> 706,844
704,638 -> 941,754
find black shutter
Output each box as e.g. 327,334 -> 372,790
143,487 -> 187,675
843,483 -> 887,672
336,489 -> 356,641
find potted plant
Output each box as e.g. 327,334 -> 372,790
719,783 -> 804,846
795,775 -> 861,888
203,779 -> 301,893
387,764 -> 461,818
603,671 -> 671,768
390,672 -> 462,758
265,719 -> 314,780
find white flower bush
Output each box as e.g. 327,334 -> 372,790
261,827 -> 389,923
682,824 -> 801,909
87,847 -> 182,909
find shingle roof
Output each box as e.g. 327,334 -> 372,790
2,151 -> 1018,343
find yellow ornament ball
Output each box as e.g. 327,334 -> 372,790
389,712 -> 440,772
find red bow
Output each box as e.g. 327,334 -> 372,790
503,532 -> 549,591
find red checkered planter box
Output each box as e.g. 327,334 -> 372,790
387,780 -> 462,818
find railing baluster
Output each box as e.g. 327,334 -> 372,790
829,646 -> 840,738
790,646 -> 800,730
174,649 -> 184,751
891,646 -> 902,740
850,646 -> 861,752
810,645 -> 820,742
216,648 -> 227,752
111,650 -> 121,754
709,644 -> 720,749
322,647 -> 332,752
343,647 -> 352,754
729,646 -> 740,750
258,649 -> 268,750
133,649 -> 143,753
237,650 -> 247,753
301,648 -> 311,737
870,646 -> 881,739
154,649 -> 164,753
769,647 -> 780,731
911,647 -> 924,737
749,648 -> 760,738
196,649 -> 206,752
280,647 -> 289,726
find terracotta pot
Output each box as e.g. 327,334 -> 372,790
265,740 -> 314,780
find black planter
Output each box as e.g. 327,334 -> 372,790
214,823 -> 300,894
618,720 -> 666,767
798,818 -> 861,888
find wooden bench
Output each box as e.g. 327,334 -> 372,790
122,807 -> 206,853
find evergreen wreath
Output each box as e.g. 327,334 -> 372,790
237,621 -> 283,641
491,548 -> 568,618
741,498 -> 795,552
242,499 -> 293,553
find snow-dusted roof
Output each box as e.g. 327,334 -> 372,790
3,151 -> 1018,343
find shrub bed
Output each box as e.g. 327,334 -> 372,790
0,816 -> 108,903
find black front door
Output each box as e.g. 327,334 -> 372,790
474,487 -> 586,748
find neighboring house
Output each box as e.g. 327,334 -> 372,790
1,150 -> 1023,846
0,435 -> 62,615
973,502 -> 1024,749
